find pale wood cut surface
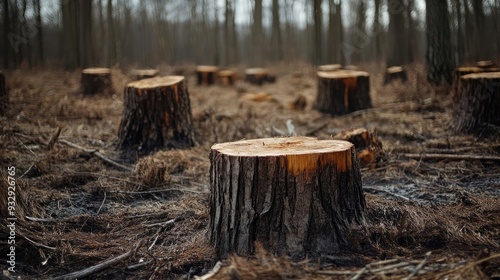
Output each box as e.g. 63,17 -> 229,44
82,67 -> 111,74
127,76 -> 184,89
196,65 -> 219,72
317,70 -> 369,79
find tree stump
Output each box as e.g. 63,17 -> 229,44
218,70 -> 237,86
475,60 -> 495,69
118,76 -> 196,154
209,137 -> 366,259
0,72 -> 7,116
245,68 -> 274,85
334,128 -> 383,167
318,64 -> 342,72
383,66 -> 408,84
453,72 -> 500,133
315,70 -> 372,115
130,69 -> 159,81
196,65 -> 219,86
81,67 -> 114,95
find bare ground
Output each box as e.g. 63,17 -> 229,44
0,62 -> 499,279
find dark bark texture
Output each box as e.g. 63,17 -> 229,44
453,73 -> 500,133
208,138 -> 366,259
118,77 -> 196,154
196,68 -> 218,86
81,69 -> 114,95
315,72 -> 372,115
0,72 -> 7,116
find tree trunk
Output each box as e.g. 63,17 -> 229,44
387,0 -> 406,67
315,70 -> 372,115
0,72 -> 7,116
245,68 -> 274,85
453,72 -> 500,133
130,69 -> 159,81
426,0 -> 455,85
209,137 -> 366,259
218,70 -> 237,86
118,76 -> 196,154
383,66 -> 408,85
3,0 -> 10,68
313,0 -> 323,65
81,68 -> 114,95
196,65 -> 219,86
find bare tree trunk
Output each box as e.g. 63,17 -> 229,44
252,0 -> 263,66
455,0 -> 465,64
354,0 -> 366,63
2,0 -> 9,68
463,0 -> 474,61
336,1 -> 345,65
387,0 -> 406,67
472,0 -> 486,60
373,0 -> 382,61
107,0 -> 116,67
405,0 -> 415,63
34,0 -> 44,66
271,0 -> 283,61
313,0 -> 322,65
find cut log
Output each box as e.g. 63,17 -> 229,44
453,72 -> 500,133
118,76 -> 196,154
315,70 -> 372,115
245,68 -> 274,85
218,70 -> 237,86
81,67 -> 114,95
383,66 -> 408,85
196,65 -> 219,86
209,137 -> 366,259
334,128 -> 383,167
130,69 -> 159,81
0,72 -> 7,116
318,64 -> 342,72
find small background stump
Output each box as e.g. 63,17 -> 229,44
453,72 -> 500,133
209,137 -> 366,259
245,68 -> 275,85
0,72 -> 7,116
315,70 -> 372,115
318,64 -> 342,72
383,66 -> 408,85
196,65 -> 218,86
334,128 -> 383,167
475,60 -> 495,69
218,70 -> 237,86
130,69 -> 159,81
81,67 -> 114,95
118,76 -> 196,154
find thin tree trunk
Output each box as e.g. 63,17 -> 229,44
373,0 -> 382,61
271,0 -> 283,61
34,0 -> 43,66
107,0 -> 116,67
313,0 -> 322,65
3,0 -> 10,68
252,0 -> 263,66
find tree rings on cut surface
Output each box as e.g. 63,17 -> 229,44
81,67 -> 114,95
196,65 -> 219,86
315,70 -> 372,115
209,136 -> 365,259
118,76 -> 196,155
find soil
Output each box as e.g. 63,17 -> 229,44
0,62 -> 499,279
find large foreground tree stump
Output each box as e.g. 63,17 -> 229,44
118,76 -> 196,154
318,64 -> 342,72
453,72 -> 500,133
0,72 -> 7,116
196,65 -> 219,86
130,69 -> 159,81
81,67 -> 114,95
315,70 -> 372,115
245,68 -> 275,85
383,66 -> 408,84
209,137 -> 366,259
218,70 -> 237,86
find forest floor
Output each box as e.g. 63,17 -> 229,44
0,62 -> 499,279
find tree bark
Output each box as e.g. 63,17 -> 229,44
209,137 -> 366,259
118,76 -> 196,154
81,68 -> 114,95
334,128 -> 383,167
0,72 -> 7,116
196,65 -> 219,86
383,66 -> 408,84
315,70 -> 372,115
453,72 -> 500,133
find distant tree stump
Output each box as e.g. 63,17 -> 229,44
81,67 -> 114,95
245,68 -> 275,85
118,76 -> 196,154
130,69 -> 159,81
209,137 -> 366,259
0,72 -> 7,116
453,72 -> 500,133
196,65 -> 219,86
383,66 -> 408,84
318,64 -> 342,72
334,128 -> 383,167
315,70 -> 372,115
475,60 -> 495,69
218,70 -> 237,86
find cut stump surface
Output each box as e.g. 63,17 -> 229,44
209,137 -> 366,259
218,70 -> 237,86
196,65 -> 219,86
384,66 -> 408,84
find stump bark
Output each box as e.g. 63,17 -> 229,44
245,68 -> 274,85
318,64 -> 342,72
196,65 -> 219,86
130,69 -> 159,81
334,128 -> 383,167
81,67 -> 114,95
383,66 -> 408,84
0,72 -> 7,116
315,70 -> 372,115
218,70 -> 237,86
453,72 -> 500,133
209,137 -> 366,259
118,76 -> 196,154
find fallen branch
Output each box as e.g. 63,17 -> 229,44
402,153 -> 500,161
58,139 -> 133,171
403,251 -> 431,280
195,261 -> 223,280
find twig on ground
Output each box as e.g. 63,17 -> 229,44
58,139 -> 133,171
20,234 -> 56,251
402,153 -> 500,161
403,251 -> 431,280
195,261 -> 223,280
47,127 -> 61,150
96,191 -> 107,215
